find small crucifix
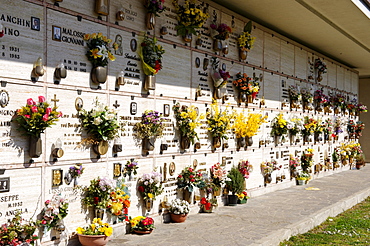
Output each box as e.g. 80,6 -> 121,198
51,94 -> 59,108
113,100 -> 120,108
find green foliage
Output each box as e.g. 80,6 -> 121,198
244,20 -> 252,33
82,177 -> 114,209
225,166 -> 245,195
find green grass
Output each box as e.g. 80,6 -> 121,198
280,197 -> 370,246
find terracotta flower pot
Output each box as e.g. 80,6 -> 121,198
134,229 -> 153,234
78,234 -> 110,246
170,213 -> 187,223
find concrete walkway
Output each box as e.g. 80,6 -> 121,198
107,166 -> 370,246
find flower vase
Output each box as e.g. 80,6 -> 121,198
239,48 -> 247,60
183,189 -> 193,204
91,66 -> 107,84
170,213 -> 188,223
212,187 -> 221,197
29,135 -> 42,158
317,71 -> 323,82
213,136 -> 221,149
264,174 -> 272,184
236,137 -> 246,150
144,75 -> 156,90
180,135 -> 191,150
94,208 -> 105,220
73,177 -> 79,187
239,91 -> 247,103
247,94 -> 253,103
228,194 -> 238,206
213,87 -> 222,99
93,140 -> 109,155
290,134 -> 296,144
143,137 -> 155,152
78,234 -> 110,246
246,136 -> 253,146
213,39 -> 222,51
182,33 -> 192,43
290,99 -> 297,109
145,12 -> 155,30
274,135 -> 281,145
145,198 -> 153,212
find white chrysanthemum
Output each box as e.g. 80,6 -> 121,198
93,117 -> 103,125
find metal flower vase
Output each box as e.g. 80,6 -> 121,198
145,12 -> 155,30
29,135 -> 42,158
91,66 -> 107,84
143,137 -> 156,152
180,135 -> 191,150
144,75 -> 156,90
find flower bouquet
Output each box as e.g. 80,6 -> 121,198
199,197 -> 217,212
237,21 -> 256,60
133,110 -> 166,152
238,159 -> 253,179
139,34 -> 165,90
106,182 -> 130,221
232,72 -> 260,103
301,88 -> 313,111
13,96 -> 62,157
76,218 -> 113,246
83,32 -> 117,83
82,177 -> 114,210
356,103 -> 367,114
232,112 -> 266,149
210,57 -> 230,99
138,172 -> 163,200
210,23 -> 232,52
69,163 -> 85,182
333,93 -> 347,113
315,58 -> 327,81
37,194 -> 69,232
237,191 -> 249,204
289,155 -> 300,178
172,0 -> 209,39
144,0 -> 166,29
314,88 -> 328,111
0,211 -> 38,246
210,162 -> 226,195
270,113 -> 288,144
287,116 -> 302,142
206,102 -> 234,148
355,121 -> 365,138
288,85 -> 301,108
177,166 -> 204,193
169,198 -> 190,223
130,216 -> 155,234
301,116 -> 317,142
301,148 -> 314,172
123,159 -> 139,178
173,103 -> 203,149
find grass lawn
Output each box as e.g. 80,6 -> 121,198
280,196 -> 370,245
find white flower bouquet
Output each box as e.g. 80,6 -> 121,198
169,198 -> 190,215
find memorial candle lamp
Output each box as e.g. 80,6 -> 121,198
116,70 -> 125,86
52,138 -> 64,161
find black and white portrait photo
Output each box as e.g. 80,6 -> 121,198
52,25 -> 61,41
31,17 -> 40,31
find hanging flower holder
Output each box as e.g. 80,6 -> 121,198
94,208 -> 104,220
143,137 -> 156,152
239,91 -> 247,103
145,12 -> 155,30
144,75 -> 156,90
236,137 -> 246,151
93,140 -> 109,155
246,136 -> 253,146
29,135 -> 42,158
182,33 -> 192,43
145,198 -> 153,211
213,136 -> 221,149
180,135 -> 191,150
239,48 -> 248,60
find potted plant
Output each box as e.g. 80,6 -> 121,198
123,159 -> 139,180
237,21 -> 256,60
210,162 -> 226,196
237,191 -> 250,204
139,34 -> 165,90
133,110 -> 166,153
129,216 -> 155,234
37,193 -> 69,233
172,0 -> 209,42
199,197 -> 217,213
296,172 -> 310,185
210,57 -> 230,99
270,113 -> 288,145
173,103 -> 203,150
137,171 -> 163,212
82,177 -> 114,219
143,0 -> 166,30
106,181 -> 130,221
355,153 -> 366,169
0,211 -> 38,245
83,32 -> 117,83
76,218 -> 113,246
169,198 -> 190,223
13,96 -> 62,158
232,72 -> 260,104
206,102 -> 234,149
225,166 -> 244,206
177,166 -> 204,203
78,99 -> 122,155
210,23 -> 232,52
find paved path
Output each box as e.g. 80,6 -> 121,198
107,166 -> 370,246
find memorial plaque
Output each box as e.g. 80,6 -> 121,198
247,27 -> 264,67
327,61 -> 337,88
264,33 -> 280,72
344,70 -> 352,92
281,41 -> 294,76
294,47 -> 308,80
336,66 -> 344,90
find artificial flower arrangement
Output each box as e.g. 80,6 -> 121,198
144,0 -> 165,16
347,119 -> 356,137
0,211 -> 39,246
83,32 -> 117,68
123,159 -> 139,178
206,102 -> 234,142
238,159 -> 253,179
287,116 -> 302,137
333,118 -> 343,139
173,103 -> 204,146
199,197 -> 218,212
270,113 -> 288,137
13,96 -> 62,138
289,155 -> 300,172
210,23 -> 232,40
69,163 -> 85,179
347,98 -> 357,115
288,85 -> 301,108
139,34 -> 165,76
301,116 -> 317,140
138,171 -> 163,200
37,194 -> 69,232
313,119 -> 325,136
210,57 -> 230,91
356,103 -> 367,113
106,180 -> 130,220
82,177 -> 114,209
313,88 -> 328,111
233,112 -> 267,141
260,159 -> 281,175
232,72 -> 260,98
333,93 -> 347,111
130,216 -> 155,232
237,191 -> 250,204
314,58 -> 327,74
169,198 -> 190,215
76,218 -> 113,237
172,0 -> 209,36
133,110 -> 166,139
78,99 -> 121,143
300,88 -> 313,110
210,162 -> 226,190
322,118 -> 334,140
355,121 -> 365,137
237,21 -> 256,52
177,166 -> 204,192
301,148 -> 314,172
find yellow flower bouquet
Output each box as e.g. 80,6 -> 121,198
206,102 -> 234,140
83,33 -> 117,67
270,113 -> 288,136
233,112 -> 267,138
